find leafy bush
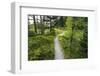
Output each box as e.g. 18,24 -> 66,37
28,34 -> 55,60
58,30 -> 87,59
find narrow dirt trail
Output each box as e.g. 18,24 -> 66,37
54,36 -> 64,59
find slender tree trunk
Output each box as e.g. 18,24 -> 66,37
40,16 -> 44,34
42,16 -> 45,34
49,18 -> 52,32
33,15 -> 37,33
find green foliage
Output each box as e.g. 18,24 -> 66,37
58,17 -> 88,59
28,15 -> 88,60
66,17 -> 73,29
28,35 -> 55,60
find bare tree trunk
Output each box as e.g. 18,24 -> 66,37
49,17 -> 52,32
40,16 -> 44,34
33,15 -> 37,33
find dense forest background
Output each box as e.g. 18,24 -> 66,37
28,15 -> 88,60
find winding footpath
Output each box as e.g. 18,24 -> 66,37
54,36 -> 64,59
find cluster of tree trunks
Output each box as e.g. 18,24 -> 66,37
28,15 -> 66,34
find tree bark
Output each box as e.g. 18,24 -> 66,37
40,16 -> 44,34
49,17 -> 52,32
33,15 -> 37,33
